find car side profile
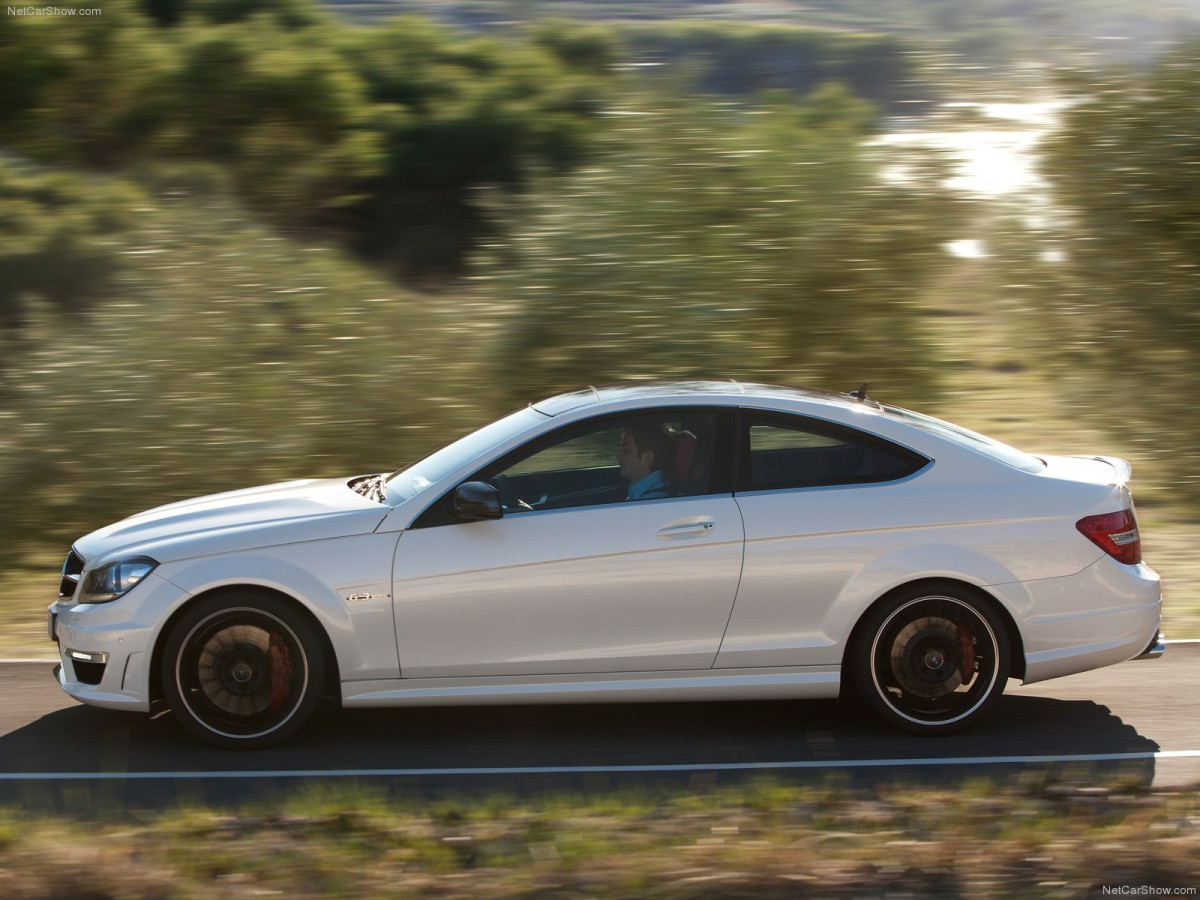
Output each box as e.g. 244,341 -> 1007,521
49,382 -> 1164,748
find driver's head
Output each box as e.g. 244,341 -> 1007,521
616,423 -> 671,483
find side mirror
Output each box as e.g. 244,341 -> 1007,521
452,481 -> 503,521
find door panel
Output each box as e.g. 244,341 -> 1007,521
715,412 -> 933,669
717,487 -> 902,669
392,497 -> 745,677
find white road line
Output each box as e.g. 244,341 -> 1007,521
1,751 -> 1199,782
0,659 -> 59,664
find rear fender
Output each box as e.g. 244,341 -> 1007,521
824,542 -> 1031,665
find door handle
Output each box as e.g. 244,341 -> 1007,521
656,519 -> 717,538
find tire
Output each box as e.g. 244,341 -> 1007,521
161,593 -> 326,749
852,584 -> 1011,735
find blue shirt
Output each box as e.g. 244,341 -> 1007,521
627,469 -> 669,500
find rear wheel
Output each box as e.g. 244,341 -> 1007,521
161,593 -> 325,749
853,585 -> 1010,735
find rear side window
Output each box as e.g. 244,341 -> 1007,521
882,405 -> 1045,473
740,415 -> 927,491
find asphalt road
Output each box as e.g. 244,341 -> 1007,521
2,645 -> 1197,814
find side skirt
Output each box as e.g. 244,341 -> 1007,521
341,666 -> 841,708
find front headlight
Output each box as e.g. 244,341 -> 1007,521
79,557 -> 158,604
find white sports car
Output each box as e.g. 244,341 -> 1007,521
49,382 -> 1164,748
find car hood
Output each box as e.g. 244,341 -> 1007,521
74,478 -> 391,565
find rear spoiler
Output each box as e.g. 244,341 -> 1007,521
1093,456 -> 1133,487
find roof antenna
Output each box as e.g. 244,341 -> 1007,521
849,382 -> 870,403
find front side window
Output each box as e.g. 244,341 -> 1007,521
385,407 -> 545,504
485,410 -> 720,514
741,415 -> 926,491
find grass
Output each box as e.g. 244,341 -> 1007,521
0,778 -> 1197,898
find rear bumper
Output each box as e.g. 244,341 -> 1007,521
993,556 -> 1163,685
1133,630 -> 1167,660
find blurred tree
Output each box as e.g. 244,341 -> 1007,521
140,0 -> 326,28
0,3 -> 618,281
530,18 -> 622,76
0,178 -> 481,554
470,89 -> 962,408
1042,42 -> 1200,498
797,0 -> 1185,65
341,16 -> 616,280
0,161 -> 140,336
0,0 -> 172,165
618,22 -> 921,112
152,22 -> 382,223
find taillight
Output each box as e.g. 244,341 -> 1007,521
1076,509 -> 1142,565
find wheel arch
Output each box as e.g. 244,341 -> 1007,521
149,584 -> 341,706
840,577 -> 1026,690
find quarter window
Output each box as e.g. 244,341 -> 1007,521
741,416 -> 925,491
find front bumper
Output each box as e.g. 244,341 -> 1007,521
49,571 -> 186,712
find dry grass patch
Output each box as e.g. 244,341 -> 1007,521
1,780 -> 1198,898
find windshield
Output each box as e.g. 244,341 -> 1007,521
384,406 -> 546,504
883,405 -> 1045,473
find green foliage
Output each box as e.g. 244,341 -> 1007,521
0,2 -> 950,287
619,21 -> 921,111
343,16 -> 617,277
0,170 -> 484,554
139,0 -> 327,27
0,2 -> 961,555
531,18 -> 623,76
1042,42 -> 1200,498
481,0 -> 1199,66
152,21 -> 382,221
0,2 -> 622,279
0,0 -> 174,164
470,89 -> 961,407
189,0 -> 329,28
0,160 -> 141,333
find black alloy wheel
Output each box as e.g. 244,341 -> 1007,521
853,584 -> 1011,735
162,593 -> 325,749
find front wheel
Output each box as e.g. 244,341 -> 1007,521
852,585 -> 1010,735
161,593 -> 325,749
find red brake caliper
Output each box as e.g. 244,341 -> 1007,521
268,633 -> 293,711
958,624 -> 976,683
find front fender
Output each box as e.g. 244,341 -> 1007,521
157,532 -> 400,681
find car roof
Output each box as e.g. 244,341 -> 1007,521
531,380 -> 866,416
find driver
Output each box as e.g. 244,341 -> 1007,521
616,423 -> 672,500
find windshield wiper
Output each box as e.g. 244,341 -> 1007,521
349,474 -> 387,505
